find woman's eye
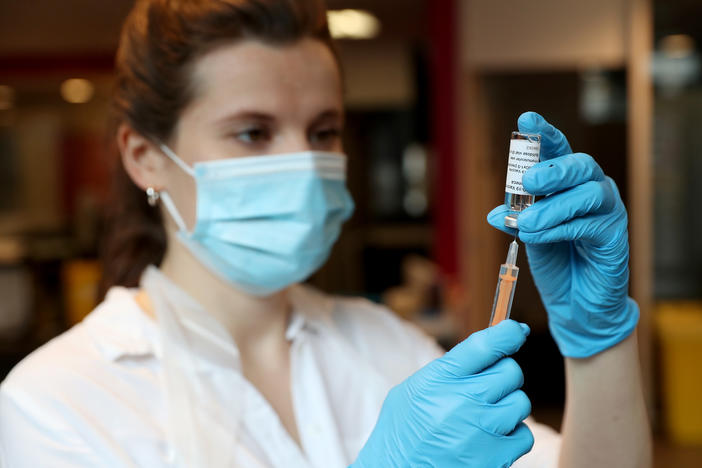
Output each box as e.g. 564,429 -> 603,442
311,127 -> 341,143
236,127 -> 270,144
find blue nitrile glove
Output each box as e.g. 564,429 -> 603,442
352,320 -> 534,468
487,111 -> 639,358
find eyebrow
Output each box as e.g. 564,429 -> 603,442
213,108 -> 344,128
213,111 -> 274,127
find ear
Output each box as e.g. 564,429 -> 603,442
117,123 -> 169,191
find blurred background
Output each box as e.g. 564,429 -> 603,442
0,0 -> 700,465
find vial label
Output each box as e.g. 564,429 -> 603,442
505,138 -> 540,195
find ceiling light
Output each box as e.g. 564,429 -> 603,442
60,78 -> 94,104
327,9 -> 381,40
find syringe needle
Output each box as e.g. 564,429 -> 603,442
506,239 -> 519,266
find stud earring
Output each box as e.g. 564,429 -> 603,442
146,187 -> 160,207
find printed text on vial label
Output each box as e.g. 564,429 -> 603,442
505,140 -> 540,195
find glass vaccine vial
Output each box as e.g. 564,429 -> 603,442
504,132 -> 541,228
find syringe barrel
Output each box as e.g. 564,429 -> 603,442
489,264 -> 520,327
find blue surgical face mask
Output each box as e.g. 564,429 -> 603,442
158,145 -> 355,296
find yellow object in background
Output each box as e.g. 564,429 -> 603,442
62,259 -> 101,326
656,302 -> 702,445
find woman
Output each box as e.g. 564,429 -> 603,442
0,0 -> 651,467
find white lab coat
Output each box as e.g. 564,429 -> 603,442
0,266 -> 560,467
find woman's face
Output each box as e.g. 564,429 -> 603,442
161,38 -> 344,228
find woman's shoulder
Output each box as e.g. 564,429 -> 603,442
0,287 -> 165,465
0,287 -> 155,415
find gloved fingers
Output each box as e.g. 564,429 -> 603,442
464,357 -> 524,404
522,242 -> 572,282
518,211 -> 621,245
522,153 -> 605,195
476,389 -> 532,435
504,422 -> 536,464
517,112 -> 572,160
440,320 -> 530,377
487,205 -> 519,236
517,179 -> 615,233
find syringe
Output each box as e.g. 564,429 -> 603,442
489,239 -> 520,327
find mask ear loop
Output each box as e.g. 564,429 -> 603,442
160,191 -> 189,233
159,144 -> 196,177
158,144 -> 194,234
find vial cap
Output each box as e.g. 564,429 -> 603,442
504,214 -> 518,229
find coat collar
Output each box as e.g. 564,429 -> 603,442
89,267 -> 334,364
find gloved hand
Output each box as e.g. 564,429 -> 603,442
488,112 -> 639,358
352,320 -> 534,468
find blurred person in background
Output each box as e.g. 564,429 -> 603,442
0,0 -> 651,467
